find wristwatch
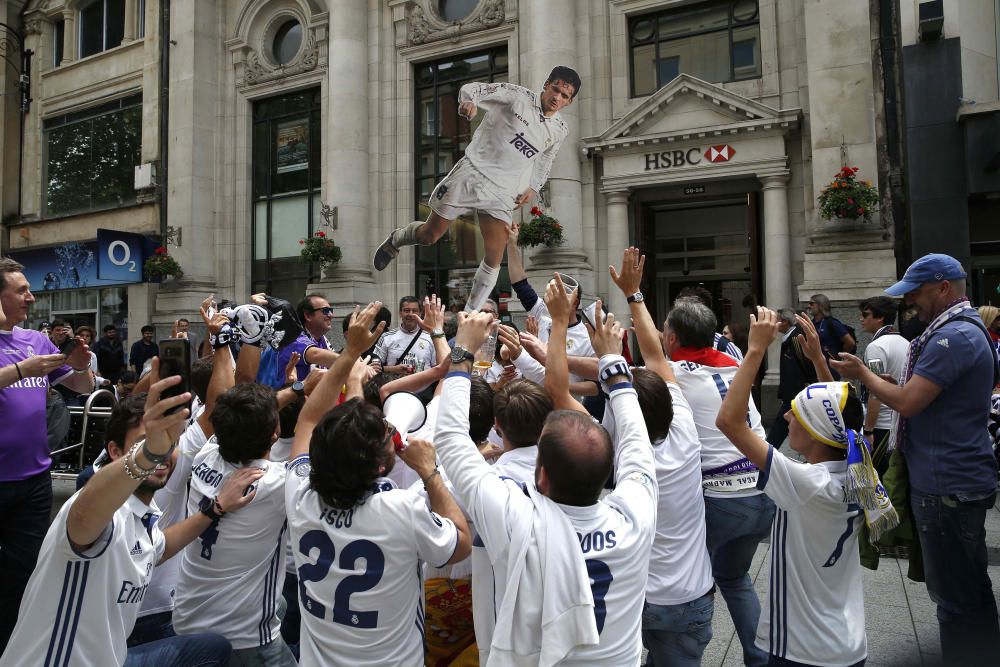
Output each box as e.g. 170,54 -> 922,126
626,292 -> 644,304
291,381 -> 306,398
450,345 -> 475,365
198,495 -> 225,521
430,329 -> 446,339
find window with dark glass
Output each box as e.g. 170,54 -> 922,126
53,18 -> 65,66
413,47 -> 510,308
252,89 -> 322,302
272,20 -> 302,65
438,0 -> 479,22
79,0 -> 126,58
44,94 -> 141,216
629,0 -> 761,96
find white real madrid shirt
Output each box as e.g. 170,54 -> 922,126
285,459 -> 459,667
0,493 -> 165,667
458,82 -> 568,197
172,444 -> 288,650
755,447 -> 867,666
373,327 -> 436,370
670,360 -> 767,497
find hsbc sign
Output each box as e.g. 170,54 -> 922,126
643,144 -> 737,171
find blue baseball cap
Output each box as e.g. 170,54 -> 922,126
885,253 -> 967,296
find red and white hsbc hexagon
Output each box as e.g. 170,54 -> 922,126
704,144 -> 736,163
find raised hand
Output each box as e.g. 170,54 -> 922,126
525,315 -> 539,337
200,305 -> 231,337
829,353 -> 867,380
142,358 -> 191,456
507,223 -> 521,246
345,302 -> 386,358
747,307 -> 781,355
458,101 -> 477,121
610,247 -> 645,296
455,311 -> 495,353
794,313 -> 825,363
544,273 -> 574,325
397,437 -> 438,480
416,294 -> 444,332
302,365 -> 327,396
519,330 -> 546,363
64,337 -> 91,371
498,324 -> 521,361
249,293 -> 268,306
283,352 -> 301,385
590,301 -> 624,358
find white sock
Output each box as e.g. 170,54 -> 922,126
465,260 -> 500,312
391,221 -> 427,248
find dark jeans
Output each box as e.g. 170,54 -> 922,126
124,632 -> 232,667
911,489 -> 1000,665
769,655 -> 864,667
279,572 -> 300,653
766,402 -> 791,447
642,591 -> 714,667
0,470 -> 53,653
128,610 -> 176,647
704,493 -> 776,667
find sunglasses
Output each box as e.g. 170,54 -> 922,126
861,311 -> 873,318
309,306 -> 334,316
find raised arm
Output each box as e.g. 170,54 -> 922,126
291,303 -> 385,460
506,223 -> 527,284
197,310 -> 236,436
794,314 -> 834,383
610,247 -> 675,384
543,275 -> 590,414
67,360 -> 190,549
716,307 -> 780,470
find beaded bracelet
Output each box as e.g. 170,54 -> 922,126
123,441 -> 155,481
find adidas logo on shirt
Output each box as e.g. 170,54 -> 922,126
936,338 -> 949,348
130,541 -> 143,556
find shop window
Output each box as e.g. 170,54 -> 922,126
438,0 -> 479,22
79,0 -> 126,59
629,0 -> 761,97
272,19 -> 302,65
413,47 -> 510,308
44,94 -> 142,217
252,88 -> 322,302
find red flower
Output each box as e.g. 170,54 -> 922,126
857,207 -> 865,215
530,206 -> 542,216
847,198 -> 854,205
154,246 -> 167,255
299,239 -> 304,244
852,167 -> 859,172
316,231 -> 326,238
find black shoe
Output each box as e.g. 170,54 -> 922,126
372,232 -> 400,271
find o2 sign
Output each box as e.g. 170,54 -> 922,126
97,229 -> 145,284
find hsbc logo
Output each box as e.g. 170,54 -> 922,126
643,144 -> 736,171
704,144 -> 736,163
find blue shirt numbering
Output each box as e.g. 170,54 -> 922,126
906,319 -> 998,495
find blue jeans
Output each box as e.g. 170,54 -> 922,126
705,493 -> 775,667
0,470 -> 52,653
230,637 -> 297,667
125,632 -> 231,667
642,591 -> 714,667
911,489 -> 1000,665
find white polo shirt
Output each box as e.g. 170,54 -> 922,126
285,458 -> 458,666
755,447 -> 867,666
0,493 -> 165,667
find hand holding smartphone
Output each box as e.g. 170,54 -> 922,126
158,338 -> 192,415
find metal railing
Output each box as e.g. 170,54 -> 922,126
50,389 -> 117,477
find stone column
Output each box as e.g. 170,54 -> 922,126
760,174 -> 791,382
604,190 -> 631,319
308,0 -> 377,304
61,8 -> 75,63
122,0 -> 136,43
520,0 -> 590,286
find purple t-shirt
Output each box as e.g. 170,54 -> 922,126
1,327 -> 72,481
277,332 -> 330,380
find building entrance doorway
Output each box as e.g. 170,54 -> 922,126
638,194 -> 760,337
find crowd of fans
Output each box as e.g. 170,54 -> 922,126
0,249 -> 997,667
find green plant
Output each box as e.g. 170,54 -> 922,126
144,246 -> 183,280
517,206 -> 564,248
817,166 -> 879,222
299,231 -> 343,265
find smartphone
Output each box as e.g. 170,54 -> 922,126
60,338 -> 79,356
866,358 -> 885,375
158,338 -> 192,415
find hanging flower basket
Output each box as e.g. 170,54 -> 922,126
817,167 -> 879,223
144,246 -> 183,280
299,231 -> 342,266
517,206 -> 564,248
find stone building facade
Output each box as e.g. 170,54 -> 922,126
0,0 -> 997,384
